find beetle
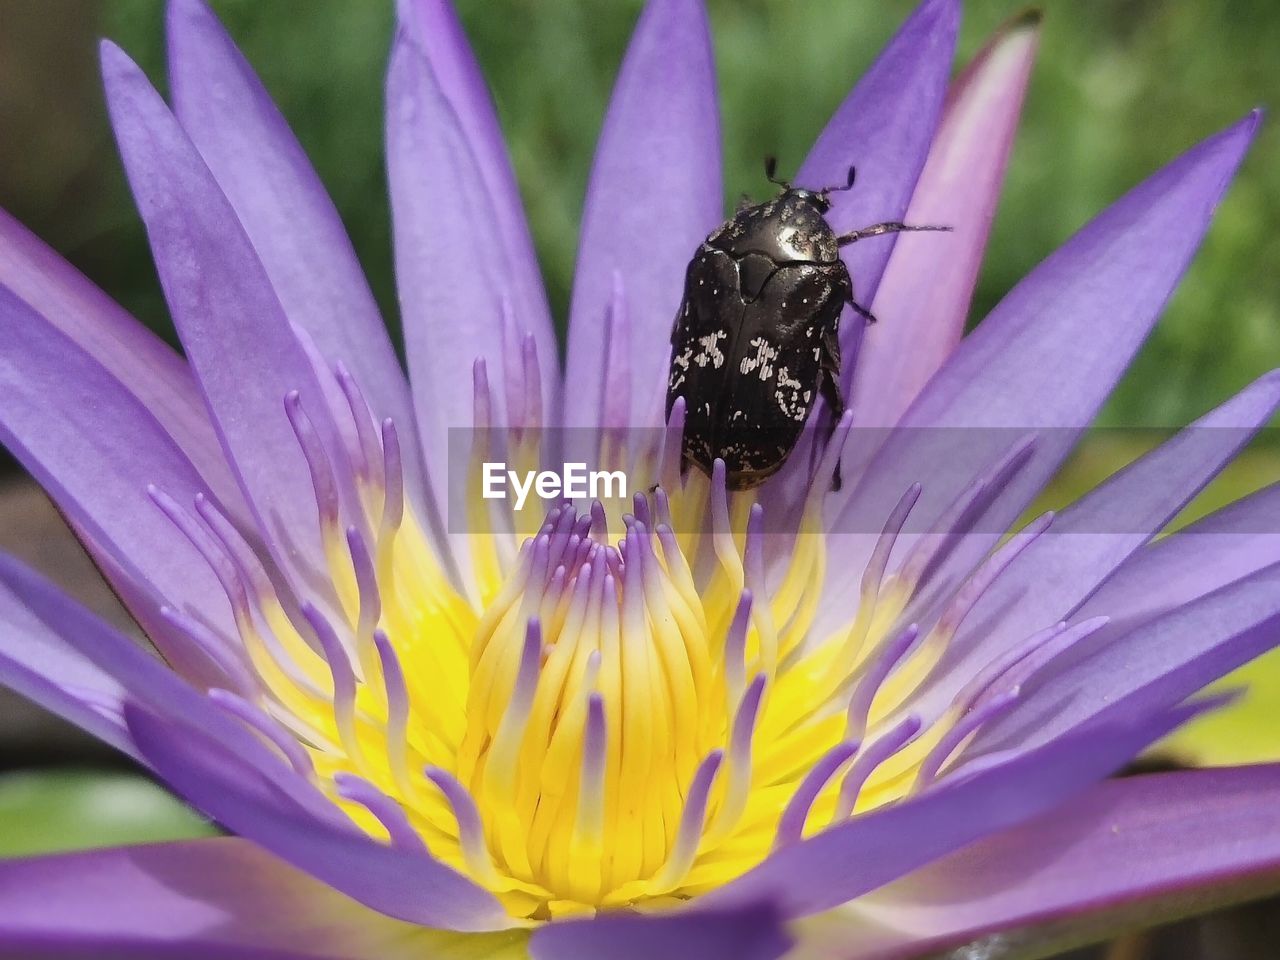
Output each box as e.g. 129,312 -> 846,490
666,159 -> 947,490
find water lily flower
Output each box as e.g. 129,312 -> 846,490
1,0 -> 1279,957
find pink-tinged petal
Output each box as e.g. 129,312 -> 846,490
101,41 -> 357,599
698,703 -> 1201,920
165,0 -> 437,537
125,706 -> 510,932
849,13 -> 1040,430
1077,480 -> 1280,639
798,0 -> 959,395
0,838 -> 529,959
563,0 -> 721,441
791,766 -> 1280,960
397,0 -> 557,408
761,0 -> 959,500
823,113 -> 1259,634
967,556 -> 1280,762
908,370 -> 1280,722
530,905 -> 790,960
0,286 -> 236,672
0,208 -> 242,514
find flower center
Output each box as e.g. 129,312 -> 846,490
153,354 -> 1063,921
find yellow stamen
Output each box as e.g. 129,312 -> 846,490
162,385 -> 1041,921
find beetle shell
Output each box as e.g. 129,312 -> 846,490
667,189 -> 851,489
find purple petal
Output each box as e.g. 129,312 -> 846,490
849,13 -> 1039,430
893,109 -> 1254,428
0,558 -> 135,760
0,285 -> 236,672
562,0 -> 721,442
1077,480 -> 1280,640
698,703 -> 1200,919
0,554 -> 341,826
0,838 -> 524,959
0,207 -> 242,512
797,765 -> 1280,959
125,705 -> 509,932
384,39 -> 507,524
908,369 -> 1280,722
101,41 -> 357,595
397,0 -> 557,400
823,113 -> 1259,633
165,0 -> 436,536
530,905 -> 790,960
966,552 -> 1280,762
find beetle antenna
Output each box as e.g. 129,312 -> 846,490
837,221 -> 952,247
826,165 -> 857,195
764,155 -> 791,190
814,165 -> 855,204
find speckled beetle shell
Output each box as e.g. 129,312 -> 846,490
666,188 -> 850,490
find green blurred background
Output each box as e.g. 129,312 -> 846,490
0,0 -> 1278,936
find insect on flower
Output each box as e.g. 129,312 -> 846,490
0,1 -> 1278,959
667,159 -> 948,489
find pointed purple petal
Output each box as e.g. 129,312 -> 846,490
397,0 -> 557,396
0,554 -> 342,828
0,838 -> 521,959
530,905 -> 790,960
969,557 -> 1280,761
0,558 -> 136,760
125,705 -> 509,932
824,113 -> 1259,632
0,207 -> 242,512
1077,480 -> 1280,640
386,37 -> 509,517
698,704 -> 1200,919
165,0 -> 435,534
850,13 -> 1039,429
101,41 -> 356,591
908,369 -> 1280,721
563,0 -> 721,440
0,286 -> 236,667
800,766 -> 1280,959
798,0 -> 959,394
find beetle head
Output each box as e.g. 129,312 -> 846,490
789,188 -> 831,213
763,158 -> 857,213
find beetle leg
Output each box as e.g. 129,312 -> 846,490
837,221 -> 951,246
848,297 -> 878,325
819,366 -> 845,419
819,330 -> 844,414
819,327 -> 845,491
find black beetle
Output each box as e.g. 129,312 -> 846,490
666,159 -> 947,490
